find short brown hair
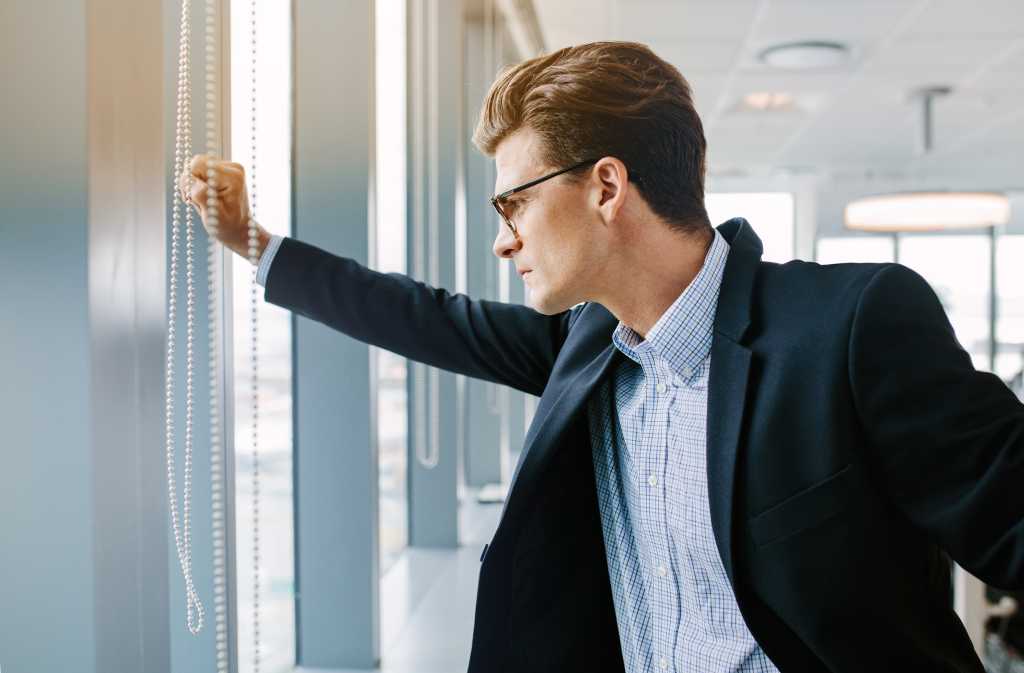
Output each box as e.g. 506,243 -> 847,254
473,41 -> 710,236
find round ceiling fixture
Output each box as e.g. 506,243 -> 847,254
844,192 -> 1011,232
741,92 -> 796,111
758,41 -> 851,69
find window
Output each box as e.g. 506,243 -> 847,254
818,231 -> 1023,383
375,0 -> 409,576
996,235 -> 1024,384
705,192 -> 795,264
816,236 -> 896,264
231,0 -> 295,671
898,235 -> 992,372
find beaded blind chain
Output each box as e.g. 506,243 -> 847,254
203,0 -> 229,670
167,1 -> 261,671
247,0 -> 262,671
167,0 -> 205,638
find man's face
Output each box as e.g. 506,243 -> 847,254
491,128 -> 604,315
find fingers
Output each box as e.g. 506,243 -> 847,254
179,155 -> 244,205
189,154 -> 244,180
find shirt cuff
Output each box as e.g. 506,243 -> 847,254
256,234 -> 285,287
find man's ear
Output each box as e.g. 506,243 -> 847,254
592,157 -> 629,223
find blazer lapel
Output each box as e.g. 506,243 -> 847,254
706,337 -> 753,583
501,306 -> 621,527
705,218 -> 763,584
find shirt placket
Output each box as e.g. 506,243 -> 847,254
639,351 -> 680,673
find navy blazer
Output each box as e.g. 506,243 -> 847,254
264,218 -> 1024,672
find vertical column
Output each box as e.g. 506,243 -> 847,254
461,4 -> 504,489
793,176 -> 819,262
0,0 -> 176,672
293,0 -> 379,667
406,0 -> 463,547
988,224 -> 998,372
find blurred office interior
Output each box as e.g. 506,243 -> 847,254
1,0 -> 1023,671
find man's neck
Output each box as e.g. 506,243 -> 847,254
597,225 -> 714,340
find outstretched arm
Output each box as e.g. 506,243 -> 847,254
850,263 -> 1024,590
263,236 -> 581,397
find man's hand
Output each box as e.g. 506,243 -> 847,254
177,154 -> 269,262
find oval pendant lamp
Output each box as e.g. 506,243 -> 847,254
844,87 -> 1011,232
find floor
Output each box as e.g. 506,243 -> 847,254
297,492 -> 502,673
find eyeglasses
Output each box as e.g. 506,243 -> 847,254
490,158 -> 600,239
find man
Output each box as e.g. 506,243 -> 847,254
183,41 -> 1024,673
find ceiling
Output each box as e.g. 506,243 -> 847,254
530,0 -> 1024,196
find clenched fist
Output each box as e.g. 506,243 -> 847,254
177,154 -> 270,263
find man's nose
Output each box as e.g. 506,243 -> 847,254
492,224 -> 521,259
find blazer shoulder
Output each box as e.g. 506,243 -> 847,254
757,258 -> 893,306
745,260 -> 899,345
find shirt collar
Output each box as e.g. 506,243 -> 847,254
612,227 -> 731,380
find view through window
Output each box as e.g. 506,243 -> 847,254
705,192 -> 795,264
231,1 -> 295,671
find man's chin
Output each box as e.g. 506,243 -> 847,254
527,292 -> 574,316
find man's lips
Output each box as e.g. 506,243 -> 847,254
518,268 -> 531,277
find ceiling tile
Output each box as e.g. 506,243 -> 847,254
968,69 -> 1024,93
613,0 -> 761,40
905,0 -> 1024,37
754,1 -> 921,42
712,111 -> 809,132
965,40 -> 1024,91
534,0 -> 614,47
707,128 -> 793,162
683,72 -> 729,111
780,104 -> 919,166
868,37 -> 1018,70
649,39 -> 742,72
727,70 -> 853,93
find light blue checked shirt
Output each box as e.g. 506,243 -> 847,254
256,230 -> 776,671
255,233 -> 284,287
588,228 -> 777,673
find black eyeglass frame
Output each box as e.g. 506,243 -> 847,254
490,157 -> 602,239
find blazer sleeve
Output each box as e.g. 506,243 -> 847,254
849,263 -> 1024,590
263,236 -> 581,397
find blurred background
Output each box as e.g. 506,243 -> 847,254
1,0 -> 1023,672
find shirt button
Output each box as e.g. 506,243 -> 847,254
657,564 -> 668,577
681,365 -> 693,378
656,382 -> 667,394
659,657 -> 669,670
648,474 -> 658,487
